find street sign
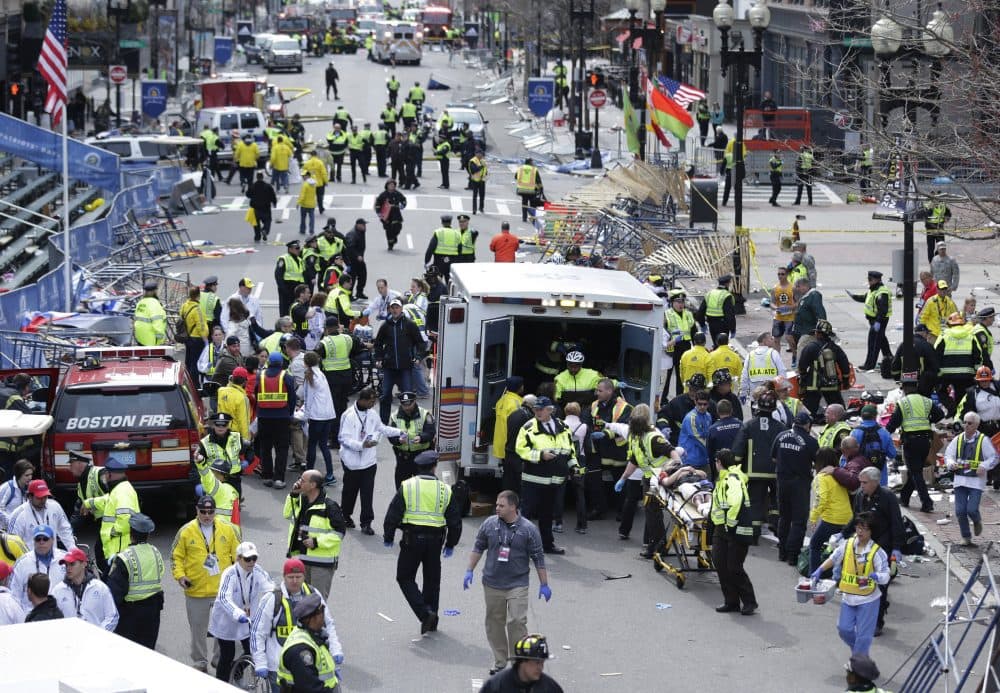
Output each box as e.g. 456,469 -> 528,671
119,39 -> 147,49
526,78 -> 555,118
589,89 -> 607,109
109,65 -> 128,85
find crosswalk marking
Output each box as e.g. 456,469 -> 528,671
362,194 -> 376,210
276,195 -> 293,210
496,201 -> 510,216
211,193 -> 521,217
450,196 -> 464,211
406,234 -> 413,249
718,180 -> 839,206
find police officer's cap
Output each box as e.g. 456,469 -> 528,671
325,316 -> 341,329
286,240 -> 300,249
209,412 -> 233,426
355,218 -> 367,226
210,459 -> 230,474
129,513 -> 155,534
292,592 -> 325,623
143,279 -> 158,291
717,274 -> 733,284
457,213 -> 470,221
68,451 -> 90,464
414,450 -> 439,467
104,455 -> 129,471
203,276 -> 219,287
398,391 -> 417,404
533,396 -> 555,409
867,270 -> 883,280
440,214 -> 452,223
978,307 -> 996,319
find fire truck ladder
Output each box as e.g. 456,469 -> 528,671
888,543 -> 1000,692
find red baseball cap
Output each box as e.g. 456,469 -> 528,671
0,562 -> 12,580
59,547 -> 89,565
27,480 -> 51,498
232,367 -> 249,379
284,558 -> 306,575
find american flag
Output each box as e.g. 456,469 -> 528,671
658,76 -> 708,109
38,0 -> 68,127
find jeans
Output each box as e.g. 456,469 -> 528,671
837,598 -> 880,656
271,169 -> 288,191
307,418 -> 334,477
299,207 -> 315,235
954,485 -> 983,539
380,367 -> 413,422
809,520 -> 843,573
411,359 -> 430,397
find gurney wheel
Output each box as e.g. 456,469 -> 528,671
653,559 -> 664,572
675,573 -> 686,589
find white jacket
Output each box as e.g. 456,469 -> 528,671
250,582 -> 342,672
739,346 -> 787,398
221,292 -> 264,327
9,499 -> 76,552
297,367 -> 337,421
53,575 -> 119,631
225,318 -> 255,357
9,548 -> 66,611
338,404 -> 404,471
0,586 -> 25,625
209,562 -> 273,642
304,310 -> 327,350
288,352 -> 307,390
0,479 -> 27,518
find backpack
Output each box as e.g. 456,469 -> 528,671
861,426 -> 886,470
175,304 -> 193,341
902,516 -> 926,556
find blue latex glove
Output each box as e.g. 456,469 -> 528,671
240,459 -> 249,470
931,393 -> 940,405
194,483 -> 205,497
238,614 -> 249,624
442,546 -> 454,558
538,584 -> 552,602
739,395 -> 747,405
873,322 -> 882,331
614,478 -> 625,493
362,308 -> 371,317
591,431 -> 606,441
656,425 -> 670,437
809,567 -> 823,580
892,550 -> 903,562
335,667 -> 343,682
463,569 -> 474,590
383,541 -> 393,548
334,654 -> 344,666
254,667 -> 269,678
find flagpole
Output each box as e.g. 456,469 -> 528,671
61,107 -> 71,312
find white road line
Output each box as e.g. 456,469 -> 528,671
252,282 -> 263,299
324,195 -> 334,209
274,232 -> 282,243
282,207 -> 291,221
406,233 -> 413,249
362,194 -> 376,210
470,679 -> 483,691
407,196 -> 418,210
450,196 -> 464,212
818,182 -> 844,205
225,197 -> 245,211
495,201 -> 510,216
276,195 -> 292,210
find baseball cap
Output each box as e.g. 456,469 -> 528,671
231,367 -> 249,380
794,411 -> 812,426
239,277 -> 255,289
33,524 -> 54,539
226,335 -> 241,346
284,558 -> 306,575
389,298 -> 403,307
937,279 -> 949,289
60,547 -> 89,565
268,351 -> 284,365
196,495 -> 217,510
861,404 -> 878,418
28,480 -> 51,497
236,541 -> 259,559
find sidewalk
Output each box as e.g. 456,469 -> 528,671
905,484 -> 1000,579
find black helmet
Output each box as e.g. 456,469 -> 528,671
757,392 -> 777,413
512,634 -> 551,661
687,374 -> 707,390
711,369 -> 732,386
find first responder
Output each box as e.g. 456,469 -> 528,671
326,123 -> 348,183
711,449 -> 757,615
284,469 -> 347,598
347,124 -> 368,184
797,319 -> 852,412
200,125 -> 221,178
553,351 -> 604,408
663,289 -> 700,399
408,81 -> 425,110
423,214 -> 462,281
923,195 -> 951,263
514,158 -> 541,223
581,378 -> 631,522
200,275 -> 222,332
387,74 -> 401,106
317,220 -> 346,271
696,275 -> 736,347
68,450 -> 104,535
434,135 -> 451,189
278,592 -> 343,691
324,273 -> 361,328
707,333 -> 743,389
793,145 -> 814,206
936,312 -> 985,413
314,316 -> 362,446
0,373 -> 35,476
679,332 -> 713,388
275,239 -> 306,319
468,148 -> 487,214
456,213 -> 478,263
768,152 -> 783,206
383,450 -> 463,634
387,392 -> 436,488
196,458 -> 242,526
107,512 -> 165,649
885,376 -> 946,513
732,391 -> 786,541
817,404 -> 852,450
480,633 -> 564,692
972,307 -> 996,370
850,270 -> 892,372
82,454 -> 141,576
133,278 -> 167,346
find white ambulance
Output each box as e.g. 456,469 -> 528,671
434,263 -> 662,482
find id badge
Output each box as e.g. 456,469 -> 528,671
497,545 -> 511,563
204,553 -> 220,576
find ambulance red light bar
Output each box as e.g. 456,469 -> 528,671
80,346 -> 176,360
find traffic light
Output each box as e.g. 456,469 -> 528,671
588,71 -> 604,88
9,82 -> 21,97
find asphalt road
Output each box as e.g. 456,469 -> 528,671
86,47 -> 968,692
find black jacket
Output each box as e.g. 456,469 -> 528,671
344,228 -> 366,263
426,280 -> 447,332
479,666 -> 565,693
247,180 -> 278,211
505,405 -> 534,456
709,388 -> 743,421
325,66 -> 339,85
843,486 -> 905,554
374,316 -> 425,370
732,415 -> 787,478
890,335 -> 939,395
25,595 -> 64,622
799,337 -> 852,391
771,424 -> 819,480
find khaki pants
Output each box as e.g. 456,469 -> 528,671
483,584 -> 528,670
305,561 -> 337,600
185,595 -> 215,669
290,420 -> 306,465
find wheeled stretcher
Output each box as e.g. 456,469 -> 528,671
651,478 -> 715,588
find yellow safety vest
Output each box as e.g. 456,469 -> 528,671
200,291 -> 219,323
839,538 -> 880,596
84,481 -> 140,557
202,432 -> 244,476
704,288 -> 731,318
433,227 -> 461,256
280,254 -> 305,283
628,430 -> 668,478
259,331 -> 283,355
317,235 -> 344,261
710,465 -> 751,532
283,495 -> 343,564
897,394 -> 932,433
278,627 -> 338,688
400,476 -> 451,528
273,584 -> 313,642
459,228 -> 476,256
864,285 -> 892,318
401,102 -> 417,118
134,297 -> 167,346
591,398 -> 628,453
320,334 -> 353,372
392,408 -> 431,452
798,151 -> 814,170
817,421 -> 852,449
940,328 -> 975,376
290,302 -> 309,333
515,165 -> 538,194
664,309 -> 696,352
201,130 -> 220,152
120,543 -> 164,602
468,157 -> 487,182
769,156 -> 782,173
748,352 -> 779,379
388,79 -> 400,92
955,432 -> 986,473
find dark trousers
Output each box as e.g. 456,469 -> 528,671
331,154 -> 344,182
776,477 -> 811,561
554,475 -> 586,529
350,150 -> 367,182
706,318 -> 728,347
215,637 -> 250,682
712,529 -> 757,608
391,158 -> 404,182
939,377 -> 974,415
809,520 -> 843,573
585,453 -> 607,516
326,82 -> 339,99
341,464 -> 377,528
900,433 -> 933,508
383,219 -> 402,247
389,92 -> 398,107
501,452 -> 522,496
404,159 -> 418,188
115,594 -> 163,649
431,256 -> 453,281
232,166 -> 254,191
769,173 -> 782,204
307,418 -> 334,478
253,207 -> 272,240
380,367 -> 413,422
794,173 -> 813,205
643,498 -> 666,555
748,477 -> 778,540
519,194 -> 534,222
878,580 -> 892,630
698,121 -> 709,146
393,450 -> 419,488
375,146 -> 388,176
315,184 -> 326,214
802,389 -> 845,414
722,169 -> 732,205
185,337 -> 203,382
438,158 -> 450,188
663,340 -> 691,399
521,481 -> 557,550
618,478 -> 645,539
863,320 -> 892,370
926,231 -> 945,264
258,417 -> 291,482
471,181 -> 485,212
859,165 -> 872,194
396,532 -> 444,621
350,259 -> 367,296
278,281 -> 298,317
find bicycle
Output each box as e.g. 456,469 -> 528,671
228,654 -> 270,691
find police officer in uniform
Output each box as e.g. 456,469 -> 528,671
935,312 -> 984,412
275,240 -> 306,317
467,149 -> 487,214
197,411 -> 251,498
107,513 -> 164,649
455,213 -> 478,263
278,592 -> 344,691
372,123 -> 390,177
200,275 -> 223,332
82,455 -> 141,576
696,275 -> 736,347
388,392 -> 436,489
581,379 -> 632,521
772,412 -> 819,565
767,152 -> 783,206
134,279 -> 167,346
923,194 -> 951,263
885,376 -> 946,513
711,449 -> 757,615
890,323 -> 939,396
850,271 -> 893,372
793,145 -> 814,206
314,317 -> 363,448
663,289 -> 700,399
424,214 -> 462,281
387,74 -> 401,107
383,451 -> 463,634
434,136 -> 452,189
68,450 -> 104,535
732,391 -> 786,542
326,123 -> 348,183
514,158 -> 541,222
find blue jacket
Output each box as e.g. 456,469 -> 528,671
679,409 -> 712,468
707,416 -> 743,464
851,420 -> 896,485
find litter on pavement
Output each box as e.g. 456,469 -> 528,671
655,603 -> 672,609
377,612 -> 394,623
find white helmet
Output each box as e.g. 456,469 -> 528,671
565,350 -> 585,364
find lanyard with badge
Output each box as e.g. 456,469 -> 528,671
497,521 -> 517,563
203,524 -> 220,576
237,569 -> 255,614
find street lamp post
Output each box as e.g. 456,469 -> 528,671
713,0 -> 769,314
107,0 -> 132,128
625,0 -> 642,159
570,0 -> 595,160
871,3 -> 952,378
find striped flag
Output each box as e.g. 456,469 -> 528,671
38,0 -> 68,127
658,75 -> 707,109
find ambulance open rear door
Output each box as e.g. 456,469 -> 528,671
434,297 -> 470,466
618,322 -> 657,406
474,317 -> 512,472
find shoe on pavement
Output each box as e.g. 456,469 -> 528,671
618,533 -> 629,540
420,612 -> 439,634
920,504 -> 934,513
740,604 -> 758,615
974,519 -> 983,536
715,604 -> 740,613
344,518 -> 356,529
361,525 -> 375,536
263,480 -> 274,488
575,526 -> 587,534
543,545 -> 566,555
273,480 -> 286,489
552,522 -> 563,533
874,626 -> 884,637
324,475 -> 338,486
961,537 -> 975,546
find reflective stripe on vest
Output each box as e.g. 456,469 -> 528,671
515,166 -> 537,194
839,538 -> 880,596
281,254 -> 305,283
898,394 -> 932,433
202,432 -> 243,475
317,235 -> 344,260
973,324 -> 994,356
278,627 -> 338,687
628,430 -> 668,477
320,334 -> 353,372
199,292 -> 219,323
591,399 -> 628,448
748,352 -> 779,379
394,409 -> 431,452
817,422 -> 851,449
864,285 -> 892,318
274,584 -> 313,642
799,151 -> 814,169
940,330 -> 975,376
290,302 -> 309,332
401,476 -> 451,527
664,309 -> 696,352
433,227 -> 461,255
956,432 -> 985,473
705,288 -> 731,318
259,371 -> 289,407
122,543 -> 164,602
769,156 -> 782,173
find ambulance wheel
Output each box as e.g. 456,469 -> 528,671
413,60 -> 421,67
297,66 -> 303,73
675,574 -> 686,589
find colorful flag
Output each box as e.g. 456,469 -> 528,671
646,78 -> 694,140
623,93 -> 641,156
38,0 -> 68,127
658,75 -> 708,109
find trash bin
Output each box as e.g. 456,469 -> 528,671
690,179 -> 718,227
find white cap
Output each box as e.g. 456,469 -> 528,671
236,541 -> 259,559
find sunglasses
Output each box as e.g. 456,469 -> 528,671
198,509 -> 215,515
241,556 -> 258,563
34,536 -> 53,542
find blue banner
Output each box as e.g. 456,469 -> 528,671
0,113 -> 121,193
141,80 -> 169,119
214,37 -> 235,67
527,78 -> 555,118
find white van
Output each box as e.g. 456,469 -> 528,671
434,263 -> 662,481
193,106 -> 270,165
374,21 -> 423,65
